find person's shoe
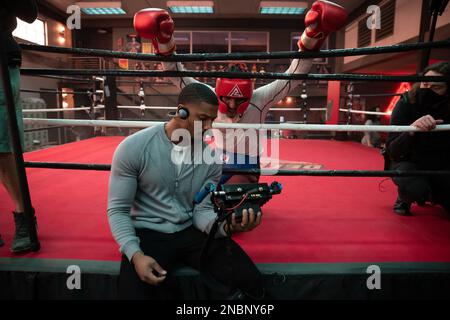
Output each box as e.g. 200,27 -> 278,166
0,233 -> 4,247
393,197 -> 412,216
11,212 -> 32,253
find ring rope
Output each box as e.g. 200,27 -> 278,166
22,118 -> 450,133
19,40 -> 450,62
22,161 -> 450,177
20,69 -> 450,83
349,93 -> 404,98
117,92 -> 178,97
271,108 -> 327,112
21,89 -> 99,95
22,106 -> 105,113
339,109 -> 390,116
116,105 -> 326,112
118,106 -> 176,110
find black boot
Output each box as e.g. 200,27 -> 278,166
393,197 -> 412,216
11,212 -> 32,253
24,208 -> 40,252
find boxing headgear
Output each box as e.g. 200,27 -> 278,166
215,78 -> 253,115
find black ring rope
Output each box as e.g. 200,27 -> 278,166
20,87 -> 407,98
19,69 -> 450,83
19,39 -> 450,62
23,161 -> 450,177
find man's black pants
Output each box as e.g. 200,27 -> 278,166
391,161 -> 450,211
118,226 -> 264,300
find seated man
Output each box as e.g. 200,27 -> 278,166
134,1 -> 348,183
107,83 -> 264,299
386,62 -> 450,216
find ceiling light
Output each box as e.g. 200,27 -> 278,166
260,1 -> 307,15
76,2 -> 126,15
167,1 -> 214,14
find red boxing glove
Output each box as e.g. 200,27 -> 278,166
134,8 -> 176,56
298,1 -> 348,51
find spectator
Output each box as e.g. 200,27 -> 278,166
361,112 -> 382,148
386,62 -> 450,216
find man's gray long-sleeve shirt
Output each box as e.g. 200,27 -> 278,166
107,124 -> 223,261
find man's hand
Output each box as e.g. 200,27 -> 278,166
134,8 -> 176,55
410,115 -> 444,135
132,251 -> 167,285
225,208 -> 262,233
298,1 -> 348,51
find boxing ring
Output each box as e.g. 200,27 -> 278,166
2,136 -> 450,299
1,40 -> 450,299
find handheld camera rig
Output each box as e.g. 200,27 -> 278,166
199,181 -> 282,299
211,181 -> 283,224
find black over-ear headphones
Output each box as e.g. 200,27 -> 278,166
178,106 -> 189,120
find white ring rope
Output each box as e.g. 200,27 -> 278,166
116,105 -> 327,112
22,106 -> 105,114
271,107 -> 327,112
24,118 -> 163,128
23,118 -> 450,133
118,106 -> 177,110
339,108 -> 391,116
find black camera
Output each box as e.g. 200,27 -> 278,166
211,181 -> 282,223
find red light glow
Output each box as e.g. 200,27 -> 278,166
385,82 -> 412,117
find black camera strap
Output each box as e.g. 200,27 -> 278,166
199,211 -> 236,296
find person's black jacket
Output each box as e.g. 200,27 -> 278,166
386,93 -> 450,170
0,0 -> 38,66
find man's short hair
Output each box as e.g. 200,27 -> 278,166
178,83 -> 219,106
